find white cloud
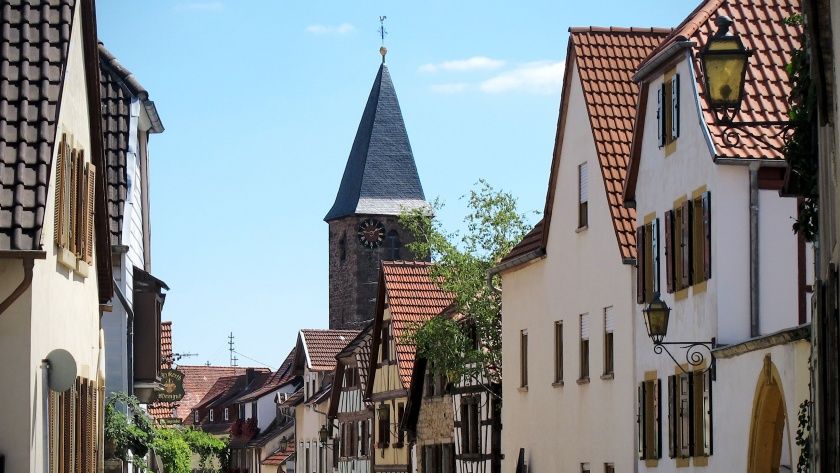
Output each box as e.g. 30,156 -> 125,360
173,1 -> 223,12
419,56 -> 506,74
430,83 -> 470,94
306,23 -> 356,35
479,60 -> 565,95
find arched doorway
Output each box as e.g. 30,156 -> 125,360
747,355 -> 790,473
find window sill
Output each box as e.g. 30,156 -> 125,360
576,377 -> 590,385
575,225 -> 589,233
601,373 -> 614,380
551,381 -> 564,388
517,386 -> 528,393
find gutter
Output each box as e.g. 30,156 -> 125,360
714,157 -> 787,167
713,323 -> 810,359
749,163 -> 760,337
112,278 -> 135,396
633,40 -> 695,83
0,250 -> 46,319
486,248 -> 547,294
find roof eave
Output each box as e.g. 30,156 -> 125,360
632,40 -> 695,83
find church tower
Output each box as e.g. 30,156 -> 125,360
325,54 -> 428,330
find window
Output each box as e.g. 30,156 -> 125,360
339,233 -> 347,263
605,464 -> 615,473
459,395 -> 481,455
636,219 -> 661,304
664,192 -> 712,293
581,463 -> 591,473
344,367 -> 357,389
381,322 -> 392,362
657,74 -> 680,147
554,321 -> 564,383
426,368 -> 447,397
579,314 -> 590,380
333,438 -> 340,468
360,419 -> 370,456
423,444 -> 456,473
396,403 -> 405,447
251,401 -> 258,418
54,133 -> 96,266
209,409 -> 214,422
240,403 -> 246,419
578,162 -> 589,228
305,444 -> 310,473
638,379 -> 662,460
224,408 -> 229,421
520,330 -> 528,388
194,410 -> 199,423
378,403 -> 390,447
668,371 -> 713,458
385,230 -> 401,260
603,307 -> 614,376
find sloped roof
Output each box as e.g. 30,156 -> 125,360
625,0 -> 803,199
98,44 -> 163,247
171,365 -> 268,422
324,63 -> 427,221
373,261 -> 454,391
499,219 -> 545,265
327,324 -> 374,420
148,321 -> 174,421
297,329 -> 359,372
263,444 -> 296,467
501,27 -> 668,267
233,348 -> 297,404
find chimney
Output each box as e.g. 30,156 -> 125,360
246,368 -> 256,385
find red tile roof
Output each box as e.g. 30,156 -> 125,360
638,0 -> 801,161
234,348 -> 298,404
262,442 -> 296,466
502,27 -> 669,267
170,365 -> 268,422
148,321 -> 175,421
299,329 -> 360,372
381,261 -> 455,389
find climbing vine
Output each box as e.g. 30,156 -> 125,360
783,14 -> 819,241
796,398 -> 812,472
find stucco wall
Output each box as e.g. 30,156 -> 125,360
0,2 -> 104,470
500,62 -> 636,473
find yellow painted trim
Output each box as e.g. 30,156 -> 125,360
691,185 -> 708,200
692,280 -> 708,295
665,140 -> 677,156
645,459 -> 659,468
644,213 -> 656,225
644,370 -> 658,381
693,456 -> 709,467
673,195 -> 688,208
675,287 -> 689,301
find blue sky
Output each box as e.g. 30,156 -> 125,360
96,1 -> 694,368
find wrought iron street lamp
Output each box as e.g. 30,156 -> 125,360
643,294 -> 715,375
319,425 -> 329,446
698,15 -> 790,150
279,435 -> 289,452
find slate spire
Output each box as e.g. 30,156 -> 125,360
324,63 -> 426,221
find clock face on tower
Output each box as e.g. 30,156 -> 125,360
357,218 -> 386,249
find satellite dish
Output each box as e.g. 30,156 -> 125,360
46,349 -> 77,392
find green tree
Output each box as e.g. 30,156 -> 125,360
400,180 -> 534,388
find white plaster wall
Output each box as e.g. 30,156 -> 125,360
501,62 -> 636,473
758,190 -> 800,334
296,368 -> 334,473
4,2 -> 103,470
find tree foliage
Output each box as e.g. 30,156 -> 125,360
400,180 -> 534,386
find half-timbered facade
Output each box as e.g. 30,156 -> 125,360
328,325 -> 374,473
404,357 -> 457,473
367,261 -> 453,473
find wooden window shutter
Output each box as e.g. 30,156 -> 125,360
84,164 -> 96,264
657,85 -> 665,147
653,379 -> 662,459
638,383 -> 646,459
636,226 -> 646,303
702,191 -> 712,280
49,390 -> 59,473
677,373 -> 692,458
469,397 -> 480,454
671,74 -> 680,139
652,218 -> 660,296
54,134 -> 68,247
664,210 -> 675,293
703,370 -> 713,455
90,383 -> 98,471
680,201 -> 692,289
668,375 -> 677,458
460,397 -> 469,454
74,378 -> 83,473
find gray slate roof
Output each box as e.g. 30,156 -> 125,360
0,0 -> 77,250
324,64 -> 426,221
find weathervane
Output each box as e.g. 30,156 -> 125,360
379,16 -> 388,63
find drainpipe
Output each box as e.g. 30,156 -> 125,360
749,163 -> 760,337
112,279 -> 134,396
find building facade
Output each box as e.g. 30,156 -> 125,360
624,1 -> 812,471
499,26 -> 667,473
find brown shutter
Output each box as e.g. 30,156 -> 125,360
75,152 -> 86,258
460,397 -> 469,454
638,383 -> 646,459
84,164 -> 96,264
703,192 -> 712,280
680,201 -> 692,288
637,226 -> 646,303
54,134 -> 67,247
703,370 -> 713,456
678,373 -> 692,458
665,211 -> 675,293
49,390 -> 59,473
654,379 -> 662,459
668,375 -> 677,458
652,219 -> 660,296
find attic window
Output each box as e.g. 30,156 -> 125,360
54,133 -> 96,271
578,162 -> 588,229
657,74 -> 681,148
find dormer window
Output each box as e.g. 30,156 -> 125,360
54,133 -> 97,270
209,409 -> 214,422
578,162 -> 588,229
657,73 -> 681,148
194,410 -> 199,423
224,408 -> 229,421
381,322 -> 392,362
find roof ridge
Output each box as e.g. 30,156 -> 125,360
382,260 -> 433,267
568,26 -> 673,34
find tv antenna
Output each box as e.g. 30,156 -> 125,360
228,332 -> 237,367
